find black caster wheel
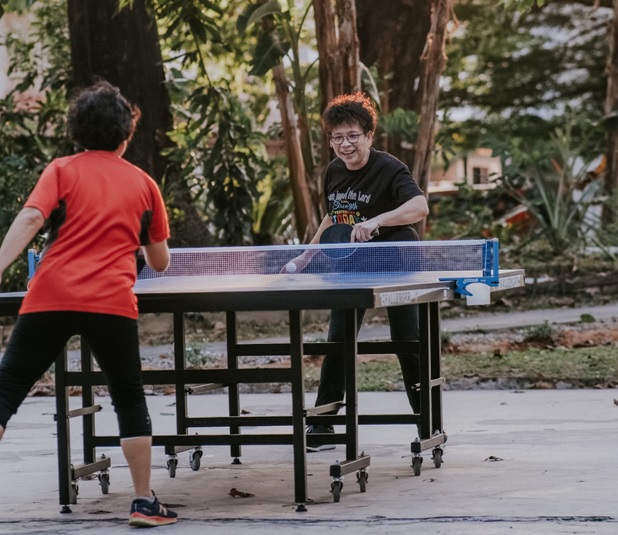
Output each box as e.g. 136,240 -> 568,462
98,472 -> 110,494
357,470 -> 368,492
167,457 -> 178,478
190,449 -> 203,471
432,447 -> 443,469
412,456 -> 423,476
331,480 -> 343,502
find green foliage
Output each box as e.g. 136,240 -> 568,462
0,0 -> 292,250
426,183 -> 503,240
120,0 -> 225,73
237,0 -> 289,76
440,330 -> 452,347
580,313 -> 596,323
0,0 -> 71,290
164,77 -> 270,245
251,156 -> 296,243
153,0 -> 296,244
441,0 -> 608,158
379,108 -> 419,145
499,0 -> 545,11
444,345 -> 618,388
494,118 -> 610,256
524,321 -> 555,344
237,0 -> 322,204
238,0 -> 314,81
0,0 -> 38,18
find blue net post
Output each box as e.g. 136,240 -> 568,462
482,238 -> 500,279
27,249 -> 39,280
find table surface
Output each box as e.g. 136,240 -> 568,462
0,268 -> 525,313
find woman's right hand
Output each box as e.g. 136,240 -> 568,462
280,249 -> 316,274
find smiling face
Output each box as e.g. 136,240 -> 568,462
330,123 -> 373,170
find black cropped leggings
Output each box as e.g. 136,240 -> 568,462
0,312 -> 151,438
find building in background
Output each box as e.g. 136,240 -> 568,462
429,147 -> 502,194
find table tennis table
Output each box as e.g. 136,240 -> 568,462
0,239 -> 524,512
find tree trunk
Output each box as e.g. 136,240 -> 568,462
272,64 -> 315,243
67,0 -> 169,180
335,0 -> 360,95
604,0 -> 618,226
356,0 -> 432,160
355,0 -> 432,173
356,0 -> 450,237
66,0 -> 210,246
412,0 -> 451,237
256,3 -> 316,242
313,0 -> 360,220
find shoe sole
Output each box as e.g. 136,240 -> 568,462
128,514 -> 178,527
306,444 -> 336,453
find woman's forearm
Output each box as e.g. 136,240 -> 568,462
0,208 -> 45,277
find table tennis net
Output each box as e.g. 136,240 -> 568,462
138,239 -> 498,280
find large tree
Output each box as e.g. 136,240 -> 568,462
356,0 -> 451,195
443,1 -> 609,145
67,0 -> 169,180
2,0 -> 453,244
355,0 -> 451,237
489,0 -> 616,230
66,0 -> 212,246
242,0 -> 451,239
356,0 -> 431,130
314,0 -> 360,191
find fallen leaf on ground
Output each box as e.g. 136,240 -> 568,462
229,488 -> 255,498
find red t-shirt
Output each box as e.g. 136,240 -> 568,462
21,151 -> 170,319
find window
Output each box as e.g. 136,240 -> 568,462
472,166 -> 489,185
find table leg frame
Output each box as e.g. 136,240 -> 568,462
53,303 -> 446,509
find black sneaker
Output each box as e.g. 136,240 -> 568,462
128,493 -> 178,527
306,424 -> 336,453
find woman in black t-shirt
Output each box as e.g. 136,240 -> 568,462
301,92 -> 429,451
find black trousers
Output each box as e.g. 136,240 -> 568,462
314,304 -> 420,413
0,312 -> 151,437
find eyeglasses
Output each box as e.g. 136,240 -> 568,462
330,133 -> 363,145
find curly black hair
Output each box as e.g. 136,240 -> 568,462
67,81 -> 141,151
321,92 -> 378,135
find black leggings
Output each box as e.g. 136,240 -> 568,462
315,304 -> 420,413
0,312 -> 151,438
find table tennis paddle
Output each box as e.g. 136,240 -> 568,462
320,223 -> 354,244
319,224 -> 379,259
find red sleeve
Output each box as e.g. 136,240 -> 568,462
147,178 -> 170,244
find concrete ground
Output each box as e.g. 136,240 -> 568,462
0,388 -> 616,534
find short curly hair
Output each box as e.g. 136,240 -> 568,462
67,81 -> 141,151
321,92 -> 378,135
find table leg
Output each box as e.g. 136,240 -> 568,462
289,310 -> 308,510
344,308 -> 359,461
55,348 -> 75,512
225,311 -> 242,461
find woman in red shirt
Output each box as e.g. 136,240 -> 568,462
0,81 -> 176,527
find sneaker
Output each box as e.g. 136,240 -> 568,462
128,493 -> 178,527
306,424 -> 336,453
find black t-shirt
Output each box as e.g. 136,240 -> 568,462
324,148 -> 424,241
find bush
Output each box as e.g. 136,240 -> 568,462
0,1 -> 71,290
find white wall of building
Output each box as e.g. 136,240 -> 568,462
430,148 -> 502,193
